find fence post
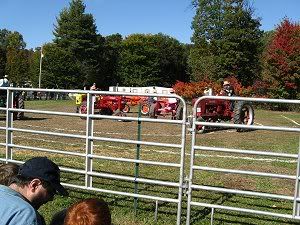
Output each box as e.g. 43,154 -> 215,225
134,103 -> 142,215
85,92 -> 94,188
5,88 -> 13,161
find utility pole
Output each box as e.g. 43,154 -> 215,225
38,46 -> 44,89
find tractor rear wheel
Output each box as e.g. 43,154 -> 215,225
149,103 -> 158,118
233,101 -> 254,132
175,105 -> 183,120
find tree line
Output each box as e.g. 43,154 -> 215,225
0,0 -> 299,99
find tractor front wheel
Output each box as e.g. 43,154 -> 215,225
233,101 -> 254,132
122,104 -> 130,113
79,101 -> 87,119
141,103 -> 150,115
196,117 -> 206,134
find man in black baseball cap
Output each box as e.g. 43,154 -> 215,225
18,156 -> 68,197
0,157 -> 68,225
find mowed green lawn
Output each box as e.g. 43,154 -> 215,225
0,99 -> 299,225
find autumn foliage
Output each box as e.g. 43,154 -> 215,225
264,19 -> 300,99
172,77 -> 254,100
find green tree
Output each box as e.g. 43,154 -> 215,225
53,0 -> 104,87
0,29 -> 10,47
118,33 -> 187,87
102,34 -> 123,88
6,31 -> 26,50
5,48 -> 29,85
0,29 -> 27,78
118,34 -> 159,86
0,47 -> 5,77
189,0 -> 224,81
27,49 -> 40,87
215,0 -> 262,85
190,0 -> 262,85
4,31 -> 28,85
41,43 -> 81,89
153,33 -> 188,85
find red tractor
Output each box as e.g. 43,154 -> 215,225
149,97 -> 183,120
79,94 -> 129,116
193,96 -> 254,133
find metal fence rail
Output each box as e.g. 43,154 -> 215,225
186,96 -> 300,224
0,87 -> 187,225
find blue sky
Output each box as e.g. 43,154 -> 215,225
1,0 -> 299,49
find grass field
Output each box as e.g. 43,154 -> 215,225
0,98 -> 299,225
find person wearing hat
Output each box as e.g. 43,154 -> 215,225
221,80 -> 235,111
0,74 -> 10,87
0,157 -> 68,225
0,74 -> 10,98
222,80 -> 235,97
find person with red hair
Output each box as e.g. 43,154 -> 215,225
64,198 -> 111,225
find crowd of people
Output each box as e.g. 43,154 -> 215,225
0,157 -> 112,225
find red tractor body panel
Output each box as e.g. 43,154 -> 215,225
79,94 -> 128,115
195,98 -> 233,122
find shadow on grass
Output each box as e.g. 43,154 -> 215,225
199,126 -> 256,134
0,116 -> 48,121
190,193 -> 234,224
215,211 -> 299,225
189,193 -> 298,225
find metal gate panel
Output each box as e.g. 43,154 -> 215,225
187,96 -> 300,224
0,87 -> 187,225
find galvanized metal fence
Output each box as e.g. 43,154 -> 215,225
186,96 -> 300,224
0,88 -> 300,224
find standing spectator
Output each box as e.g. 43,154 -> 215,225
64,198 -> 111,225
0,74 -> 10,87
0,75 -> 10,98
0,163 -> 19,186
15,89 -> 25,119
0,157 -> 68,225
90,83 -> 97,91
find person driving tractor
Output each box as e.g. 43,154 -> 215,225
220,80 -> 235,111
221,81 -> 235,96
